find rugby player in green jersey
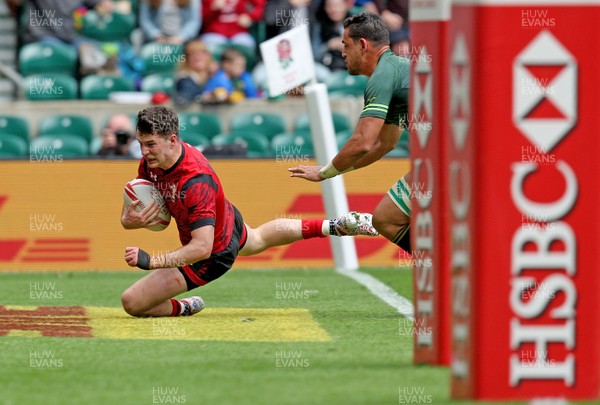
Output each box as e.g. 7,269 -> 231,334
290,12 -> 412,253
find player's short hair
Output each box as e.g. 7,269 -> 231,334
343,12 -> 390,47
137,106 -> 179,139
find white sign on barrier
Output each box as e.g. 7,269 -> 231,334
259,24 -> 316,97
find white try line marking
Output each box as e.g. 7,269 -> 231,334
336,268 -> 414,321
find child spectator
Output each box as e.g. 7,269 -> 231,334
204,48 -> 258,103
200,0 -> 265,50
139,0 -> 201,44
174,40 -> 218,105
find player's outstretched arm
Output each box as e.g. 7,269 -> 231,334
121,200 -> 162,230
289,117 -> 384,181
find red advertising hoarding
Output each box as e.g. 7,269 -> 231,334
410,0 -> 452,366
449,0 -> 600,400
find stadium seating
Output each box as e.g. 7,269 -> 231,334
24,74 -> 78,101
141,43 -> 184,75
18,42 -> 77,77
293,112 -> 351,135
80,75 -> 135,100
141,72 -> 175,94
30,134 -> 89,158
212,131 -> 270,158
0,115 -> 29,144
325,70 -> 368,98
38,115 -> 94,144
179,112 -> 222,140
230,112 -> 286,140
182,133 -> 211,148
0,134 -> 28,158
271,133 -> 314,156
79,12 -> 136,42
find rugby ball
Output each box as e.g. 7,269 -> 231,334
123,179 -> 171,231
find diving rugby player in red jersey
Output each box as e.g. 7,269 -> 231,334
120,106 -> 376,317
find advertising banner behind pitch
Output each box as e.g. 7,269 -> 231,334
0,159 -> 406,271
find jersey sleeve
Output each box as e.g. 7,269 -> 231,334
181,174 -> 219,231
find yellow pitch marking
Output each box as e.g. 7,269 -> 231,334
89,307 -> 331,342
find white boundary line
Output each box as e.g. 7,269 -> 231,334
336,268 -> 415,321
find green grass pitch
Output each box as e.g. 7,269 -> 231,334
0,268 -> 589,405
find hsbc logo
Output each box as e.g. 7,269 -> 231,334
510,31 -> 578,387
513,31 -> 577,153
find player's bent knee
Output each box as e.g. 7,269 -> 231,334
239,227 -> 264,256
121,289 -> 145,317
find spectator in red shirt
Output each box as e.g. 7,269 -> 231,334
200,0 -> 265,51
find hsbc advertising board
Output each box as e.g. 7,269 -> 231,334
450,0 -> 600,400
409,0 -> 452,366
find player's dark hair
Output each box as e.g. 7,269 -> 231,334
343,12 -> 390,46
137,106 -> 179,139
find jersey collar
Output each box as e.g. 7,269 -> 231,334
161,142 -> 185,175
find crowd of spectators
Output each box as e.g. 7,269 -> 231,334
6,0 -> 410,104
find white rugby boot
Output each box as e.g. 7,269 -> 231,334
330,212 -> 379,237
179,296 -> 205,316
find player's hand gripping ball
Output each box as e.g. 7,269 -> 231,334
123,179 -> 171,231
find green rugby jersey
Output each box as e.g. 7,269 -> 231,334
360,50 -> 410,127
